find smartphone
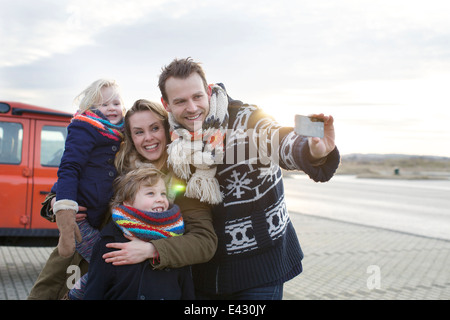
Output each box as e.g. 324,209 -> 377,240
294,115 -> 324,138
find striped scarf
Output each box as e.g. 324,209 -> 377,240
167,84 -> 229,205
111,204 -> 184,241
72,109 -> 124,141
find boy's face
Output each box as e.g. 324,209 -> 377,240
124,179 -> 169,213
162,72 -> 210,132
97,86 -> 124,124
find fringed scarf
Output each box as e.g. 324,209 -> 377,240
72,109 -> 124,141
112,204 -> 184,241
167,84 -> 229,205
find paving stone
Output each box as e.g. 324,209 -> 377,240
1,212 -> 449,300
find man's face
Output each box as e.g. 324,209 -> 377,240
163,72 -> 210,132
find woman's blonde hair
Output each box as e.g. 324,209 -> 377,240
74,79 -> 124,113
110,164 -> 166,209
114,99 -> 169,174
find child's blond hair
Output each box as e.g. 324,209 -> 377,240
74,79 -> 124,113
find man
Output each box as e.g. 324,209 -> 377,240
159,57 -> 340,300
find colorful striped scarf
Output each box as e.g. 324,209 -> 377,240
72,109 -> 124,141
111,204 -> 184,241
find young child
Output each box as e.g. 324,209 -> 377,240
83,166 -> 195,300
52,79 -> 125,261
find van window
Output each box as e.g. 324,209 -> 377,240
41,125 -> 67,167
0,121 -> 23,164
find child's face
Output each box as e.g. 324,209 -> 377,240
124,178 -> 169,213
97,86 -> 124,125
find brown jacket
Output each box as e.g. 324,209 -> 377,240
151,191 -> 217,269
29,180 -> 217,299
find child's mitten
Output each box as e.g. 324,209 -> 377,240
54,200 -> 82,257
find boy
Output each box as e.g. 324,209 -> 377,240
84,165 -> 194,300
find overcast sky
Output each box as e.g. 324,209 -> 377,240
1,0 -> 450,157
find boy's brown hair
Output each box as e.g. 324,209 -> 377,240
110,164 -> 166,209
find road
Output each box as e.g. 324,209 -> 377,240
283,174 -> 450,241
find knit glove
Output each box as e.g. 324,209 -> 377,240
54,200 -> 82,257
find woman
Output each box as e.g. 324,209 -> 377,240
28,99 -> 217,299
105,99 -> 217,269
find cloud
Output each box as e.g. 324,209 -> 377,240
1,0 -> 450,156
254,0 -> 450,82
0,0 -> 277,110
0,0 -> 167,68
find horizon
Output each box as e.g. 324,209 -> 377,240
340,152 -> 450,159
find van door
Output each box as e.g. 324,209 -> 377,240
30,120 -> 67,230
0,118 -> 31,229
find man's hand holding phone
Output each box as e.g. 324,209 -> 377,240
295,114 -> 336,160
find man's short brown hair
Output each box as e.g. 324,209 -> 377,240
158,57 -> 209,102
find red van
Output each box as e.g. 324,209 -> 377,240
0,101 -> 71,238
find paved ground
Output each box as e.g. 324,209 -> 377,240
1,212 -> 449,300
284,213 -> 450,300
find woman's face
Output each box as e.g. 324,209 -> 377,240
128,110 -> 167,163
